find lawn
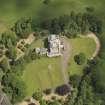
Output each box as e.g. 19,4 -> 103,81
68,37 -> 96,76
22,38 -> 64,96
22,39 -> 64,96
22,57 -> 64,96
22,36 -> 96,96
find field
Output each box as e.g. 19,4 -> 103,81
22,57 -> 64,96
22,38 -> 64,96
0,0 -> 105,33
68,37 -> 96,76
22,36 -> 96,96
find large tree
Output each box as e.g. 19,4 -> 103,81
65,20 -> 79,38
74,53 -> 86,65
32,91 -> 43,101
2,73 -> 26,103
50,19 -> 61,34
0,68 -> 4,81
48,101 -> 61,105
13,17 -> 32,38
43,0 -> 51,5
0,57 -> 10,72
6,46 -> 17,60
1,30 -> 17,48
91,59 -> 105,93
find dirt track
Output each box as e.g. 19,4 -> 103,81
60,37 -> 72,84
80,33 -> 101,59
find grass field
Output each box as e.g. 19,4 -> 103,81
0,0 -> 105,33
22,39 -> 64,96
22,57 -> 64,96
68,37 -> 96,76
22,36 -> 96,96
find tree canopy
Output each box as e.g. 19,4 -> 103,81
1,30 -> 17,48
74,53 -> 86,65
13,17 -> 32,38
2,73 -> 26,103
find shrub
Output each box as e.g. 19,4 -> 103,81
55,84 -> 71,96
74,53 -> 86,65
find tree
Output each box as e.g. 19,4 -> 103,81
59,15 -> 70,31
44,88 -> 52,95
74,75 -> 95,105
76,13 -> 83,27
91,59 -> 105,93
81,20 -> 90,34
55,84 -> 71,96
82,12 -> 102,34
86,7 -> 95,13
12,79 -> 26,103
0,68 -> 4,81
13,17 -> 32,38
51,19 -> 61,34
0,49 -> 4,58
0,57 -> 10,72
32,91 -> 43,101
75,96 -> 83,105
43,0 -> 51,5
48,100 -> 61,105
6,46 -> 17,60
66,88 -> 78,105
1,30 -> 17,48
41,20 -> 52,32
74,53 -> 86,65
2,73 -> 26,103
70,75 -> 81,87
40,99 -> 47,105
65,20 -> 79,38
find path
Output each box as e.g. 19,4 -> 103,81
80,33 -> 101,59
60,37 -> 72,84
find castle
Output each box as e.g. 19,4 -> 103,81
47,34 -> 64,57
36,34 -> 64,57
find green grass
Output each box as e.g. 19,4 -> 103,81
22,57 -> 64,96
22,36 -> 96,96
0,0 -> 105,33
22,39 -> 64,96
68,37 -> 96,76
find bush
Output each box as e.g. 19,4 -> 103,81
32,91 -> 43,101
43,89 -> 52,95
55,84 -> 71,96
74,53 -> 86,65
70,75 -> 81,87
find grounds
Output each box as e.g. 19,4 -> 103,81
0,0 -> 103,99
22,34 -> 96,96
